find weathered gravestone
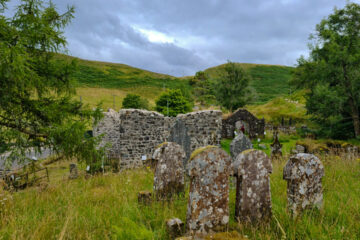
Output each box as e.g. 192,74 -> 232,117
69,163 -> 78,180
283,153 -> 324,216
232,149 -> 272,223
186,146 -> 231,237
230,132 -> 253,160
270,131 -> 282,158
153,142 -> 186,200
168,119 -> 191,165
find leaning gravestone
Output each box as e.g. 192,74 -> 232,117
168,119 -> 191,165
153,142 -> 186,200
232,149 -> 272,223
230,132 -> 253,160
283,153 -> 324,216
186,146 -> 231,237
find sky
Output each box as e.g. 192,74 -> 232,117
4,0 -> 353,76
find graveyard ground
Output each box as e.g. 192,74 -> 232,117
0,138 -> 359,240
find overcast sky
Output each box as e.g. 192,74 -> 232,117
6,0 -> 353,76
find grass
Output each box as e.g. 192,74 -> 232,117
1,141 -> 359,239
75,86 -> 166,111
247,90 -> 308,125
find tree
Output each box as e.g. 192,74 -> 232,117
291,3 -> 360,138
122,94 -> 149,110
155,89 -> 192,117
0,0 -> 105,165
190,71 -> 216,105
215,62 -> 253,112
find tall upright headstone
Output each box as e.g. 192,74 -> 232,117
186,146 -> 231,237
168,119 -> 191,165
283,153 -> 325,216
153,142 -> 186,200
232,149 -> 272,223
230,132 -> 253,160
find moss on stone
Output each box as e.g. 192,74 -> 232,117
204,231 -> 248,240
189,145 -> 218,162
240,148 -> 256,155
156,142 -> 168,149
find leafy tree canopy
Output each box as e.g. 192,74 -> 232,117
291,2 -> 360,139
215,61 -> 253,112
0,0 -> 105,166
155,89 -> 192,117
190,71 -> 216,106
122,94 -> 149,110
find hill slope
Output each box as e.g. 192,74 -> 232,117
59,55 -> 189,90
204,63 -> 294,104
59,55 -> 294,110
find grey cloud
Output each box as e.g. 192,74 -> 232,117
6,0 -> 350,76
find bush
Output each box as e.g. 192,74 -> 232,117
122,94 -> 149,110
155,89 -> 192,117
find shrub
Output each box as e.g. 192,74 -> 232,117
155,89 -> 192,117
122,94 -> 149,110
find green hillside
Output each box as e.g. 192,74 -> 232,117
204,63 -> 294,104
58,55 -> 295,110
58,55 -> 189,90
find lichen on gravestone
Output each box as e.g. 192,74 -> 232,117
232,149 -> 272,223
186,146 -> 231,237
283,153 -> 324,217
152,142 -> 186,200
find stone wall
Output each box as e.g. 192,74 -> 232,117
177,111 -> 222,161
94,109 -> 222,168
222,109 -> 265,139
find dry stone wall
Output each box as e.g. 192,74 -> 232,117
94,109 -> 222,168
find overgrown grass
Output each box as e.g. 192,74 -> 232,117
1,146 -> 359,239
247,90 -> 308,125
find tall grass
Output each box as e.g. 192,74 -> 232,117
1,149 -> 359,239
